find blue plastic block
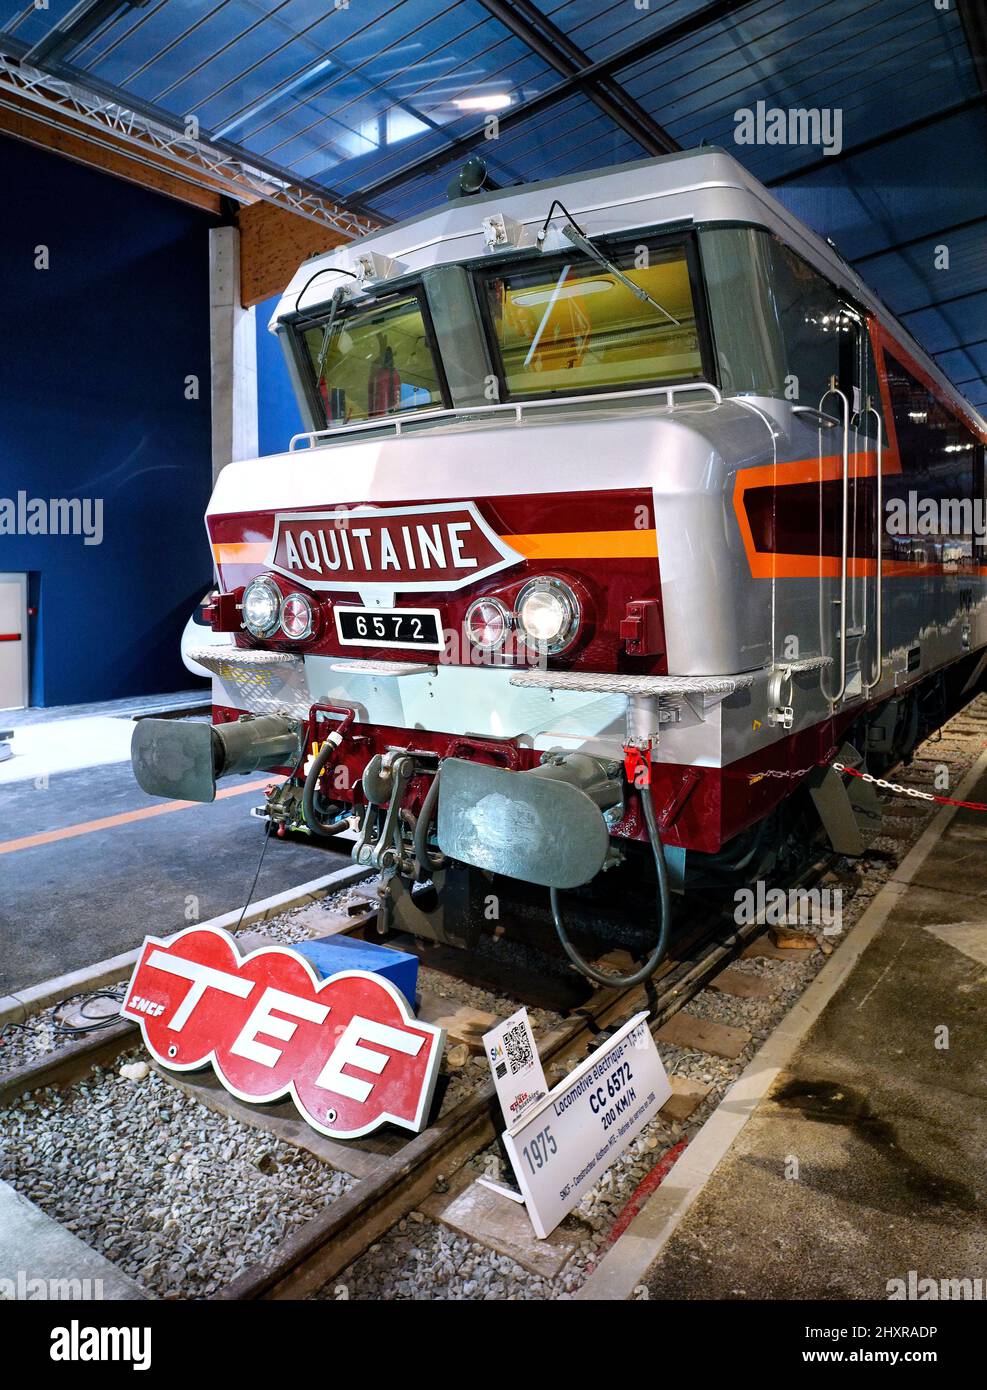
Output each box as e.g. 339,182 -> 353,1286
293,936 -> 419,1010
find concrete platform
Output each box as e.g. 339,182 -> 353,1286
581,750 -> 987,1301
0,716 -> 137,784
2,689 -> 208,729
0,694 -> 209,784
0,1180 -> 146,1299
0,757 -> 349,995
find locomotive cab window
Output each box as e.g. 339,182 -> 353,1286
477,237 -> 708,398
298,291 -> 447,429
764,239 -> 845,410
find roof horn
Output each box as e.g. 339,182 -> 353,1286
446,154 -> 500,201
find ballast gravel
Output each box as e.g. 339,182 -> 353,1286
255,875 -> 380,945
0,1058 -> 352,1299
314,699 -> 987,1300
0,1008 -> 69,1075
0,876 -> 381,1073
3,699 -> 984,1301
316,941 -> 830,1300
417,962 -> 560,1107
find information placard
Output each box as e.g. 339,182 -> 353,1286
502,1012 -> 671,1238
483,1006 -> 548,1128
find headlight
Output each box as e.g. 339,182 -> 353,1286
240,576 -> 281,638
465,596 -> 511,652
515,577 -> 580,653
279,592 -> 315,640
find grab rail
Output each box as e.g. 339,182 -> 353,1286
819,386 -> 851,706
860,407 -> 884,693
288,381 -> 722,451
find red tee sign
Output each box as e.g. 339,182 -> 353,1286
122,927 -> 444,1139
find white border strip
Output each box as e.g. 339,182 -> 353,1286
576,742 -> 987,1301
0,863 -> 372,1028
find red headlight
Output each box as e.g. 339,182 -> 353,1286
280,592 -> 315,640
465,596 -> 511,652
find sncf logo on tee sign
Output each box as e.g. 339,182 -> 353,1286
266,501 -> 522,592
122,927 -> 444,1139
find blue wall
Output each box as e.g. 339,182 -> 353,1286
256,292 -> 304,457
0,135 -> 216,707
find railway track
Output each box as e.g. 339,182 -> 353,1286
0,892 -> 783,1300
2,693 -> 985,1300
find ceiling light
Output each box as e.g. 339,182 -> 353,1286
454,93 -> 512,112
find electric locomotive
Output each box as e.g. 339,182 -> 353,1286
133,148 -> 987,984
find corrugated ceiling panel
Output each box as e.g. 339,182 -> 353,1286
528,0 -> 700,63
774,107 -> 987,414
863,227 -> 987,313
617,0 -> 977,181
370,91 -> 645,218
0,0 -> 982,411
770,110 -> 987,259
0,0 -> 76,44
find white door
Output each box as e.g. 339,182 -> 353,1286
0,574 -> 28,711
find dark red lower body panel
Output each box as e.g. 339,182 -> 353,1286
645,714 -> 856,853
214,702 -> 861,856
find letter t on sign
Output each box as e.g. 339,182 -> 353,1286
146,949 -> 253,1030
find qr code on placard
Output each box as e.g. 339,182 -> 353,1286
504,1020 -> 533,1076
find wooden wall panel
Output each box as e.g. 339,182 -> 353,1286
237,199 -> 352,308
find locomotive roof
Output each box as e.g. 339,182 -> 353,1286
272,147 -> 984,434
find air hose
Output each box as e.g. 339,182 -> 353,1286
413,765 -> 447,873
550,785 -> 671,987
301,730 -> 351,837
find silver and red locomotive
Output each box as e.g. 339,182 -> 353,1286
134,148 -> 987,983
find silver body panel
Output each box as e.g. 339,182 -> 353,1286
190,148 -> 987,802
203,394 -> 987,776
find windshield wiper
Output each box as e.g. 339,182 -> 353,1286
314,286 -> 349,388
537,199 -> 681,328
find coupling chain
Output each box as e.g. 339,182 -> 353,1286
833,761 -> 987,812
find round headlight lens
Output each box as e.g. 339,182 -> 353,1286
465,597 -> 510,652
241,576 -> 281,637
515,578 -> 580,653
280,592 -> 314,640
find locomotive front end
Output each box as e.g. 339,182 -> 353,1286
132,418 -> 674,898
140,148 -> 940,982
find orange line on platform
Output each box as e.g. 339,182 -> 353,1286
0,778 -> 274,856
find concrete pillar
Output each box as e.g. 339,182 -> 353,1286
209,225 -> 258,483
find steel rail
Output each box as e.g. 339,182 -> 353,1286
3,705 -> 986,1299
0,898 -> 791,1300
214,892 -> 824,1301
1,828 -> 852,1304
0,1015 -> 136,1106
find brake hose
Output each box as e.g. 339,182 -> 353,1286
413,765 -> 447,873
550,785 -> 671,987
301,731 -> 351,837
